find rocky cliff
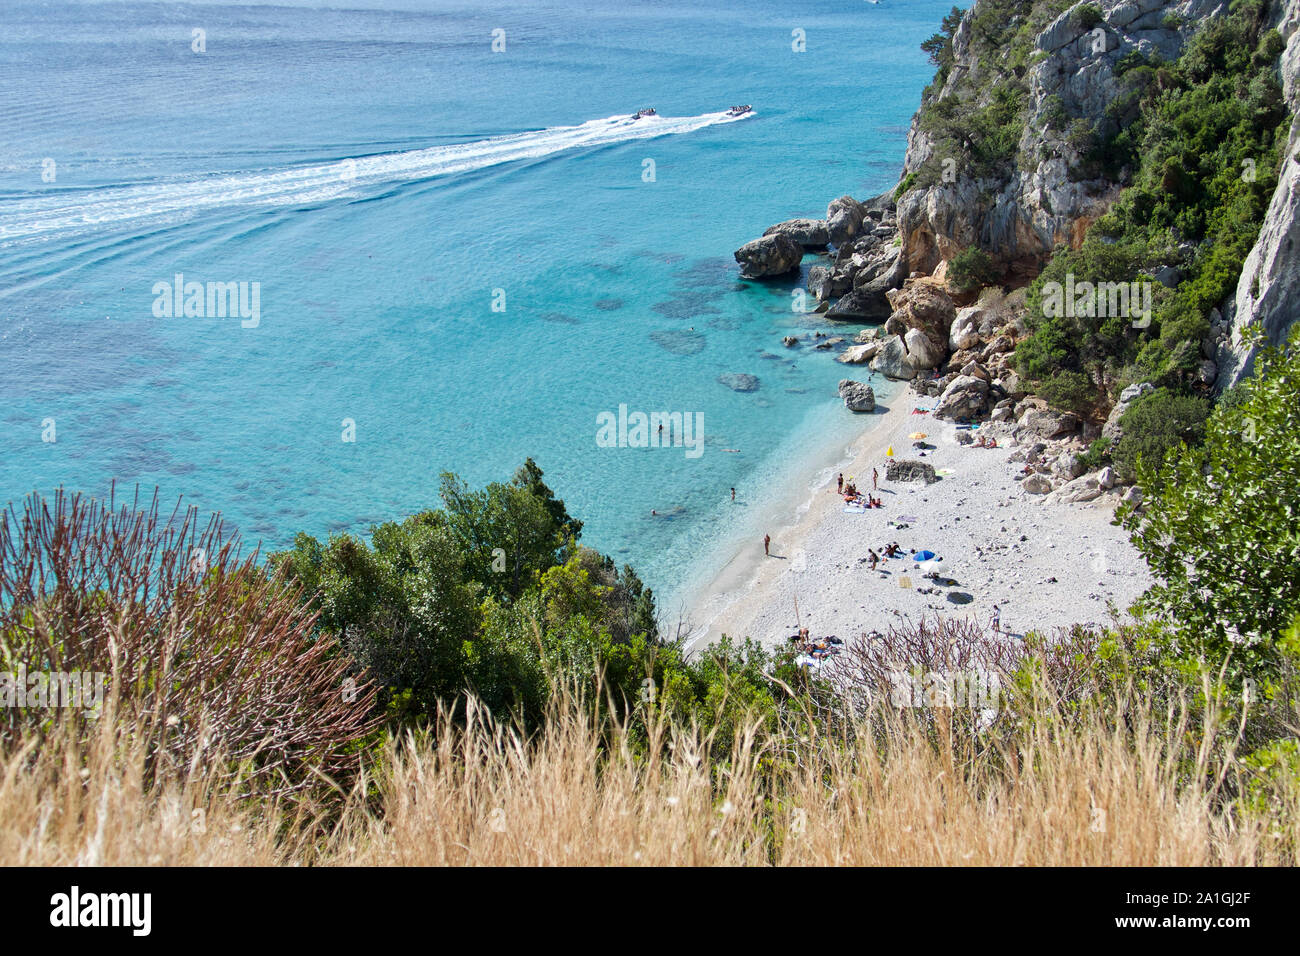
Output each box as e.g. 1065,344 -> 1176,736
896,0 -> 1232,278
1218,0 -> 1300,386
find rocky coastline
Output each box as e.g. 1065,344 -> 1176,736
730,0 -> 1300,506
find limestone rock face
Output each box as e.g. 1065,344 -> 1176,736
894,0 -> 1223,277
734,233 -> 803,278
1219,0 -> 1300,388
837,379 -> 877,412
826,195 -> 867,246
904,327 -> 944,370
869,335 -> 918,380
763,218 -> 831,248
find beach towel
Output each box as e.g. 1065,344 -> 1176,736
843,505 -> 867,514
897,514 -> 918,523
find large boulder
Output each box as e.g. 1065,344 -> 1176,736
904,326 -> 944,370
827,284 -> 893,321
837,342 -> 881,364
837,380 -> 876,412
734,233 -> 802,278
826,195 -> 867,246
869,335 -> 917,380
1019,405 -> 1081,439
1045,473 -> 1105,505
949,306 -> 984,351
933,374 -> 990,421
807,265 -> 851,302
1022,473 -> 1053,495
885,459 -> 938,484
764,218 -> 830,248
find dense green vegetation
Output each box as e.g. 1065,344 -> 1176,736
1121,330 -> 1300,680
272,458 -> 805,747
1017,0 -> 1289,414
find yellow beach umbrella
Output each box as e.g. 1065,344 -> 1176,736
886,446 -> 894,457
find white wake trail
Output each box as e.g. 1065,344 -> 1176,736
0,111 -> 751,242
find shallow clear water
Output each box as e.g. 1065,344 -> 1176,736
0,0 -> 948,607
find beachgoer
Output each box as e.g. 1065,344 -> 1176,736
991,605 -> 1001,635
837,473 -> 843,494
764,534 -> 770,556
730,487 -> 736,501
651,509 -> 658,516
872,468 -> 878,490
868,549 -> 878,571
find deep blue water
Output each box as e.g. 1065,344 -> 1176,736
0,0 -> 949,607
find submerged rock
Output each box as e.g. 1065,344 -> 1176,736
718,372 -> 761,392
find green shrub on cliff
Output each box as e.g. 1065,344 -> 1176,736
1110,387 -> 1209,483
1017,0 -> 1288,410
1121,331 -> 1300,680
948,246 -> 998,291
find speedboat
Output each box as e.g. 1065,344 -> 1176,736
726,104 -> 753,117
632,108 -> 657,119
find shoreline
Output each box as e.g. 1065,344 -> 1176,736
682,393 -> 911,652
684,381 -> 1152,654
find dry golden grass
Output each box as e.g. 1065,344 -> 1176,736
2,686 -> 1295,866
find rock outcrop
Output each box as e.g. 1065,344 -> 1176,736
734,233 -> 803,278
869,334 -> 917,379
894,0 -> 1226,278
764,218 -> 831,248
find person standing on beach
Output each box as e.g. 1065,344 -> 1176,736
991,605 -> 1001,635
764,534 -> 770,556
872,467 -> 878,490
836,473 -> 843,494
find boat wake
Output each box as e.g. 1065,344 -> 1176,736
0,110 -> 752,242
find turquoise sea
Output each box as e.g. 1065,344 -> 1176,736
0,0 -> 950,609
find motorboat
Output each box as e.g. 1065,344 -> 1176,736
727,104 -> 753,117
631,108 -> 657,119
